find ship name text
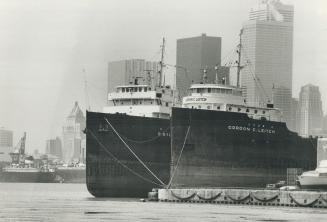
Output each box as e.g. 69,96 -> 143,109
227,125 -> 276,134
185,97 -> 207,102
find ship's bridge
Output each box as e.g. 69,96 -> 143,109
182,83 -> 282,122
103,84 -> 176,119
183,83 -> 244,108
109,85 -> 155,100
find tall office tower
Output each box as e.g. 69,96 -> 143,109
62,102 -> 86,163
298,84 -> 323,137
241,0 -> 294,113
45,137 -> 62,160
272,86 -> 291,126
176,34 -> 230,98
108,59 -> 159,93
323,115 -> 327,135
289,98 -> 299,132
0,127 -> 13,162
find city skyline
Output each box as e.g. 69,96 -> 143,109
0,0 -> 326,152
241,0 -> 293,103
241,0 -> 294,128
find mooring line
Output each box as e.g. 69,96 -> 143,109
104,117 -> 166,186
167,125 -> 191,188
88,129 -> 163,187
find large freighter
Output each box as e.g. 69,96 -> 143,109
86,38 -> 174,197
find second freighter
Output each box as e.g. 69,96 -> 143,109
168,79 -> 316,188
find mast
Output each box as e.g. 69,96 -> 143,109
202,68 -> 208,83
214,65 -> 219,84
158,38 -> 165,87
144,69 -> 153,86
236,29 -> 243,88
83,68 -> 91,111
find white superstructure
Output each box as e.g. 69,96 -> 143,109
103,84 -> 175,119
182,83 -> 282,122
102,38 -> 176,119
298,160 -> 327,188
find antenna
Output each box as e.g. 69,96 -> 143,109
214,65 -> 219,84
236,29 -> 243,88
202,68 -> 208,83
158,38 -> 165,87
163,74 -> 166,87
83,68 -> 91,111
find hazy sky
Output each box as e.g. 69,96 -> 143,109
0,0 -> 326,152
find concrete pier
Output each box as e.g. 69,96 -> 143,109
158,188 -> 327,208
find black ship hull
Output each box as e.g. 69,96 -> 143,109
86,111 -> 171,197
170,107 -> 317,188
86,108 -> 317,197
0,171 -> 59,183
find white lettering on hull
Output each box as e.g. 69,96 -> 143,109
227,125 -> 276,134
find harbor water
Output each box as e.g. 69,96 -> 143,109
0,183 -> 327,221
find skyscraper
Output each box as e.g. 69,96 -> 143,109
272,85 -> 291,126
0,127 -> 13,162
289,97 -> 299,132
45,137 -> 62,160
298,84 -> 323,137
62,102 -> 86,163
241,0 -> 294,114
108,59 -> 159,93
176,34 -> 229,98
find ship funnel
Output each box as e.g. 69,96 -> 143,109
267,103 -> 274,108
